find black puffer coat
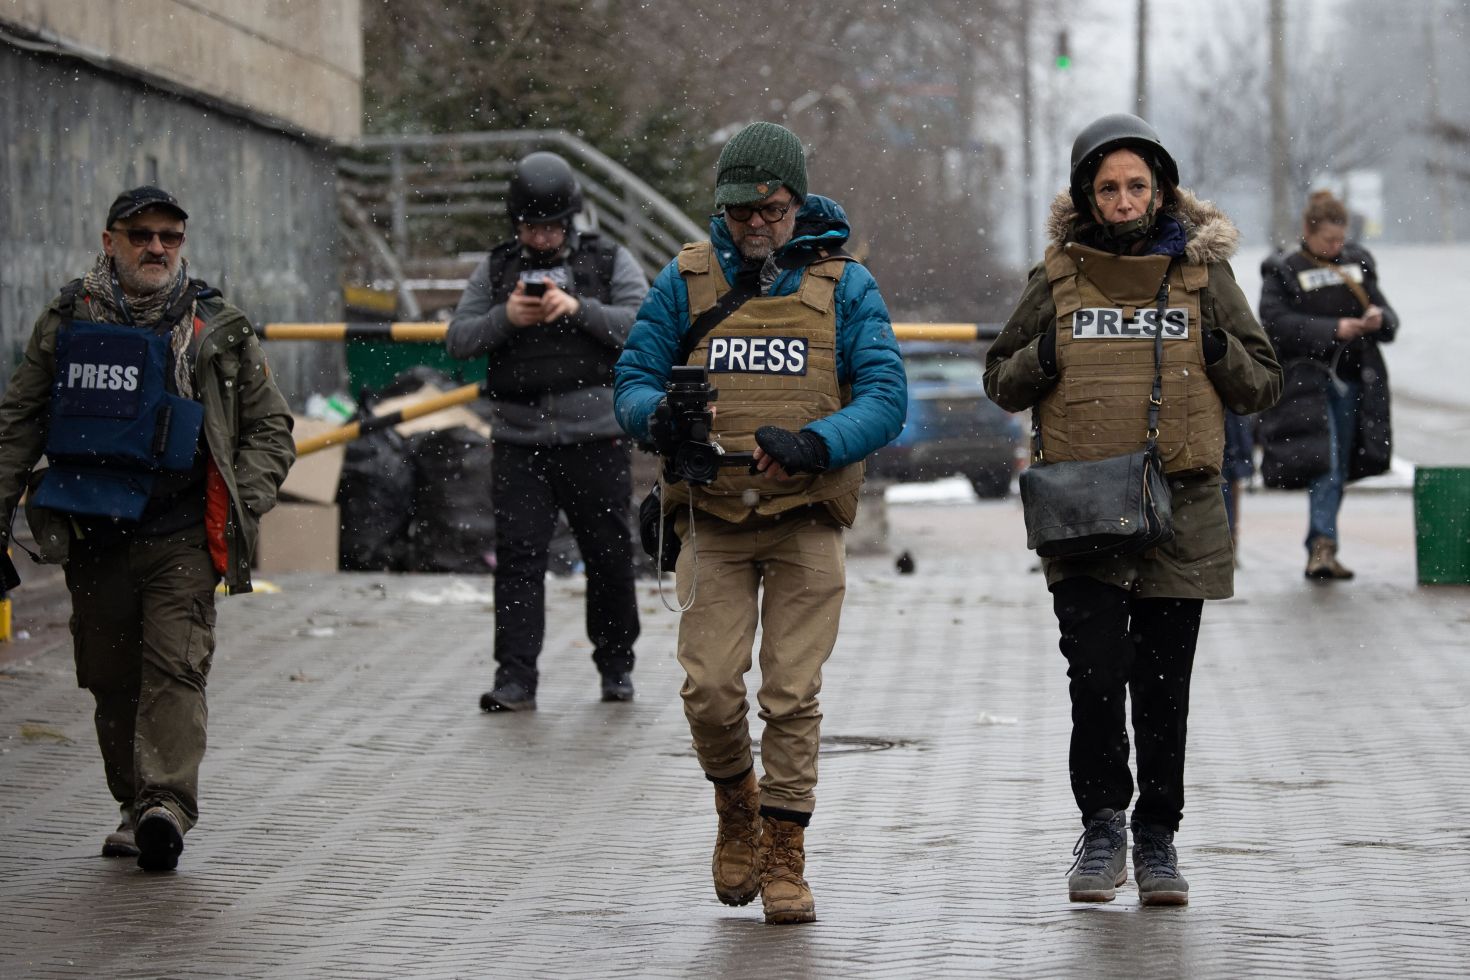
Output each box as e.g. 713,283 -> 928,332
1256,243 -> 1397,488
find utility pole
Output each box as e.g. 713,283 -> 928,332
1020,1 -> 1036,260
1268,0 -> 1292,248
1135,0 -> 1148,117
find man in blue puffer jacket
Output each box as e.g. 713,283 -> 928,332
615,122 -> 905,925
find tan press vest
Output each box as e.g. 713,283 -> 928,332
662,241 -> 865,525
1039,242 -> 1224,476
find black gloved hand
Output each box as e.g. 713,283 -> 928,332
1202,329 -> 1228,365
647,398 -> 678,456
1037,325 -> 1058,376
754,425 -> 829,475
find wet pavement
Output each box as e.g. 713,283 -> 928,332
1,488 -> 1467,978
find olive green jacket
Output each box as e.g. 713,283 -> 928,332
0,289 -> 295,594
985,189 -> 1282,599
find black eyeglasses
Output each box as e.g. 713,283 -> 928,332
118,228 -> 186,249
721,202 -> 793,224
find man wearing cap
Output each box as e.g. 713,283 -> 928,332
0,186 -> 295,871
614,122 -> 906,924
448,151 -> 648,712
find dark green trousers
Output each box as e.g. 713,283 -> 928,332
64,525 -> 219,833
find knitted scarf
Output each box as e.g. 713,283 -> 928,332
80,254 -> 197,398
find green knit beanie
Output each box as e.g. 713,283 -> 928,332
714,122 -> 808,208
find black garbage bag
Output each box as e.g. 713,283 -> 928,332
408,426 -> 496,573
336,427 -> 415,571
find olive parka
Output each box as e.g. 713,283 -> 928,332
0,289 -> 295,595
984,189 -> 1282,599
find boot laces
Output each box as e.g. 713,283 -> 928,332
1134,827 -> 1180,879
1068,815 -> 1123,877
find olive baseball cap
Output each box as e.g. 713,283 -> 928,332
107,186 -> 188,226
714,122 -> 808,208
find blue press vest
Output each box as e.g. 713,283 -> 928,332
34,318 -> 204,521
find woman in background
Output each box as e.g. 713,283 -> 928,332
1257,190 -> 1398,580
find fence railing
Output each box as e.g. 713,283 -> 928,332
339,130 -> 707,303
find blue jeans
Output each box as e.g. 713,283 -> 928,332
1306,380 -> 1361,547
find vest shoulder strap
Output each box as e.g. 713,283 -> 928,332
55,278 -> 86,320
677,242 -> 721,317
795,252 -> 852,313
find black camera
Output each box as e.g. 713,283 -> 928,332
655,366 -> 754,485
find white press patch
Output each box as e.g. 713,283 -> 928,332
1297,265 -> 1363,292
707,336 -> 808,375
1072,307 -> 1190,339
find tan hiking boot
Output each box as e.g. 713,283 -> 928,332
1306,536 -> 1354,580
759,818 -> 816,924
711,770 -> 761,906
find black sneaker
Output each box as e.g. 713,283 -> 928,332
479,681 -> 536,712
1133,824 -> 1189,906
1068,809 -> 1128,902
600,672 -> 635,703
135,805 -> 184,872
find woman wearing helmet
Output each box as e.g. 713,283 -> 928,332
984,114 -> 1281,906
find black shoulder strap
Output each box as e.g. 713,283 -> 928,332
676,247 -> 851,364
56,278 -> 86,320
159,278 -> 206,334
677,277 -> 760,365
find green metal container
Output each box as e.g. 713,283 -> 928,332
1413,467 -> 1470,585
344,341 -> 485,398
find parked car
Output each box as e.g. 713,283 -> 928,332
869,340 -> 1025,499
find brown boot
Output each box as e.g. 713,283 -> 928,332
711,771 -> 762,906
1306,536 -> 1355,580
759,818 -> 816,924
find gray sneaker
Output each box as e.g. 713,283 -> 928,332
1133,824 -> 1189,906
1068,809 -> 1128,902
102,820 -> 139,858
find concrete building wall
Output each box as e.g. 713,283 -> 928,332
0,42 -> 347,406
0,0 -> 362,144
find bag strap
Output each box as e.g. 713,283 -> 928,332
1144,269 -> 1169,453
677,275 -> 760,364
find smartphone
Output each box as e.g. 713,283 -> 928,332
523,280 -> 548,298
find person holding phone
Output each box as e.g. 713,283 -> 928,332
447,152 -> 649,712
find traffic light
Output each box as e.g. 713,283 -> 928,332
1055,29 -> 1071,70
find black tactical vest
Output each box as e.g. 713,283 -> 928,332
483,234 -> 620,401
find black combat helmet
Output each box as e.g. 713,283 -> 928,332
507,151 -> 583,225
1069,113 -> 1179,214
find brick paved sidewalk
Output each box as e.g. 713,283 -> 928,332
1,491 -> 1467,978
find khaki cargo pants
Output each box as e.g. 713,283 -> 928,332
64,525 -> 219,832
674,506 -> 846,815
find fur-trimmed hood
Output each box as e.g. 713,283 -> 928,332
1046,187 -> 1240,265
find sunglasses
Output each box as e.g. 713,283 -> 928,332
118,228 -> 186,249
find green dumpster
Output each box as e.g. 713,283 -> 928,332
344,341 -> 485,398
1414,467 -> 1470,585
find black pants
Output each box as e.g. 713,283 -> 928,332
491,438 -> 639,693
1050,576 -> 1202,831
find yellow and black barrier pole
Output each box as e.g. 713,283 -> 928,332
261,322 -> 997,344
294,382 -> 485,457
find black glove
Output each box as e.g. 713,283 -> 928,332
1202,329 -> 1228,365
754,426 -> 829,474
1038,325 -> 1058,376
647,399 -> 678,456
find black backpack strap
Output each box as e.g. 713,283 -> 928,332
55,278 -> 86,320
158,278 -> 206,334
